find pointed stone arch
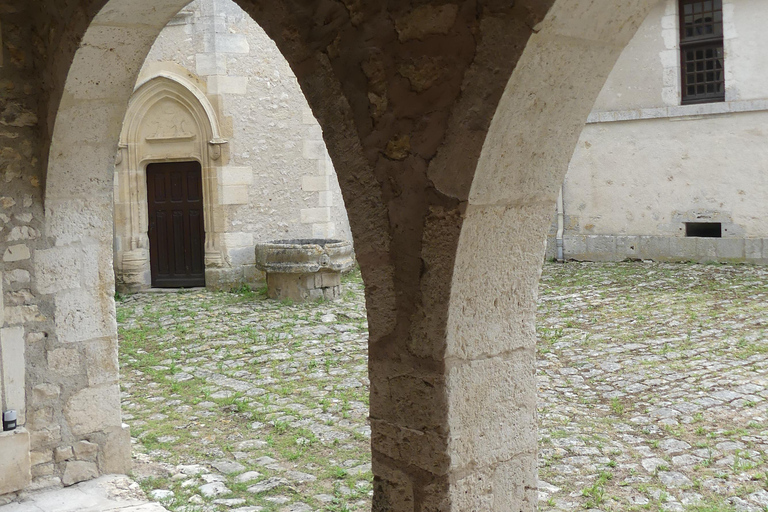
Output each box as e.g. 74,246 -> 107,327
26,0 -> 661,507
114,71 -> 228,291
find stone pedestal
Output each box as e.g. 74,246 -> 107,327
116,249 -> 150,293
0,427 -> 31,495
255,239 -> 354,302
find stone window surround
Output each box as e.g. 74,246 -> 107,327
589,0 -> 745,124
115,71 -> 227,290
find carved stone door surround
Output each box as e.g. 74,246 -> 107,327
114,71 -> 227,291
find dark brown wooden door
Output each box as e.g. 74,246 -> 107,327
146,161 -> 206,288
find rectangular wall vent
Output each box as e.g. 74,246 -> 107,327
685,222 -> 722,238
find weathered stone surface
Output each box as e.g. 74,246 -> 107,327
3,244 -> 30,262
47,347 -> 81,377
54,445 -> 74,462
64,385 -> 122,436
85,338 -> 119,386
0,428 -> 31,495
73,440 -> 99,461
62,461 -> 100,487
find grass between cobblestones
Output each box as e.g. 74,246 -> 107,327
118,262 -> 768,512
118,269 -> 371,512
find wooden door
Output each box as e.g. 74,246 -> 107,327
146,161 -> 206,288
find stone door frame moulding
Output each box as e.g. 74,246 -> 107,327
115,71 -> 228,292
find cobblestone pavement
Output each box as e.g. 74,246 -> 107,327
118,263 -> 768,512
538,262 -> 768,512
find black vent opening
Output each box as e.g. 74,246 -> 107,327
685,222 -> 722,238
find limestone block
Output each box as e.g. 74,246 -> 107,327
669,237 -> 698,261
1,326 -> 26,423
696,238 -> 718,261
220,185 -> 249,205
26,407 -> 54,431
227,247 -> 255,267
45,199 -> 113,245
3,244 -> 30,262
97,424 -> 132,474
4,269 -> 30,285
311,222 -> 335,239
317,191 -> 333,207
196,53 -> 227,75
586,235 -> 617,261
716,238 -> 745,260
0,428 -> 31,495
302,175 -> 330,192
54,288 -> 115,344
447,205 -> 544,360
62,24 -> 160,102
221,232 -> 254,249
212,33 -> 249,54
85,338 -> 119,387
302,140 -> 326,160
45,138 -> 115,199
4,305 -> 46,324
563,234 -> 587,258
616,236 -> 640,258
30,450 -> 53,466
371,460 -> 415,511
27,476 -> 62,492
745,239 -> 763,261
370,418 -> 449,475
638,236 -> 670,260
219,166 -> 253,187
30,426 -> 62,448
207,76 -> 248,95
48,347 -> 81,377
34,246 -> 81,294
73,440 -> 99,461
55,445 -> 74,462
450,456 -> 537,510
32,383 -> 61,404
300,208 -> 331,224
62,460 -> 98,486
447,354 -> 537,472
369,364 -> 446,432
32,463 -> 55,477
64,384 -> 122,436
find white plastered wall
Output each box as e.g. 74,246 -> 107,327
555,0 -> 768,262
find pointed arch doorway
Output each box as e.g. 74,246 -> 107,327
114,71 -> 228,292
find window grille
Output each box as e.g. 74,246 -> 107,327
679,0 -> 725,104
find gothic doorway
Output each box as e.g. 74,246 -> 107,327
147,161 -> 206,288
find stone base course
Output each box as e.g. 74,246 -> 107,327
546,235 -> 768,264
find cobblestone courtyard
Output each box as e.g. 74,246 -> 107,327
118,263 -> 768,512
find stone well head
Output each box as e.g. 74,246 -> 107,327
255,239 -> 355,301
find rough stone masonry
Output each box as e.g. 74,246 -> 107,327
0,0 -> 658,509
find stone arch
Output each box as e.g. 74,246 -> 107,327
114,71 -> 227,292
25,0 -> 663,509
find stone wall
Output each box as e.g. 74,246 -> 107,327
113,0 -> 353,291
548,0 -> 768,263
1,0 -> 657,507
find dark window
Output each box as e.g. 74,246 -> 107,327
685,222 -> 722,238
679,0 -> 725,104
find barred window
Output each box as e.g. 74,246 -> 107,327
679,0 -> 725,104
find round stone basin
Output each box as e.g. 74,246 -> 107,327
255,239 -> 354,301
